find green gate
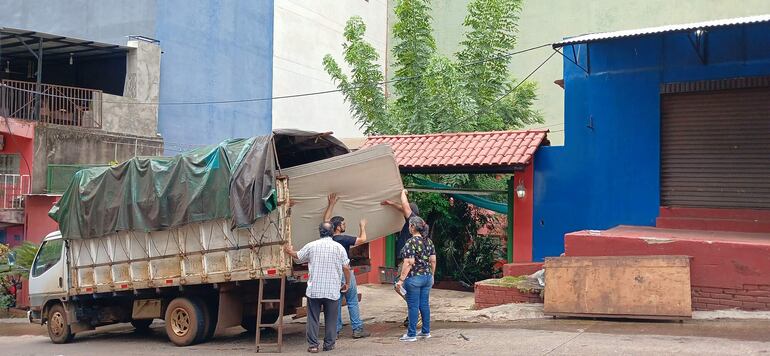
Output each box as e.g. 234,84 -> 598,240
46,164 -> 109,193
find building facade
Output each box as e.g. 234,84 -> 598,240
0,1 -> 388,244
1,32 -> 164,244
0,0 -> 387,152
532,16 -> 770,260
0,0 -> 275,153
272,1 -> 387,143
387,0 -> 770,145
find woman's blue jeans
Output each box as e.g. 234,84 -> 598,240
404,274 -> 432,337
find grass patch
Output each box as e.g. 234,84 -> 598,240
480,275 -> 543,294
484,275 -> 527,287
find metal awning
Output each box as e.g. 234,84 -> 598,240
0,27 -> 129,61
553,14 -> 770,48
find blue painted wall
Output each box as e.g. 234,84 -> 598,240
533,22 -> 770,261
155,0 -> 274,152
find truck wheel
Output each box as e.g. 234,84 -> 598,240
190,297 -> 217,343
131,319 -> 153,332
164,297 -> 205,346
47,304 -> 75,344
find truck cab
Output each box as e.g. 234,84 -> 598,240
28,231 -> 72,343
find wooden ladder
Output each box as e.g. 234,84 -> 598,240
256,277 -> 286,353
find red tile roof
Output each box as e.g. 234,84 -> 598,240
361,130 -> 549,173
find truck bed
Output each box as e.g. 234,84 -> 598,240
68,178 -> 291,295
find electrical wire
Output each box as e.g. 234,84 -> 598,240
0,43 -> 553,106
0,43 -> 559,155
436,50 -> 558,132
530,122 -> 564,130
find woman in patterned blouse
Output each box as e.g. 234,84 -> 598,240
395,216 -> 437,342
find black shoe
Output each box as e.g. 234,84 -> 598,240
352,329 -> 371,339
323,344 -> 335,351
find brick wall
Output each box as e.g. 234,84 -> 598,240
565,228 -> 770,312
474,282 -> 543,309
502,262 -> 544,277
692,285 -> 770,311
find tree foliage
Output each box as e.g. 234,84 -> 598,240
391,0 -> 436,132
322,17 -> 388,134
325,0 -> 543,282
0,242 -> 38,309
323,0 -> 543,135
0,242 -> 38,278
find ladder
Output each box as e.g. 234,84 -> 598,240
256,276 -> 286,353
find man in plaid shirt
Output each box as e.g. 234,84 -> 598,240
284,222 -> 351,353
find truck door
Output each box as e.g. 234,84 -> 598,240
28,238 -> 67,306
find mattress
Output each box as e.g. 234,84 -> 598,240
282,144 -> 405,249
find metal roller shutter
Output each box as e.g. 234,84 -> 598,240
660,86 -> 770,209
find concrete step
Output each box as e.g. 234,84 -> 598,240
503,262 -> 543,277
656,216 -> 770,234
657,207 -> 770,233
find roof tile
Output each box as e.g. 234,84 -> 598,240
361,130 -> 548,170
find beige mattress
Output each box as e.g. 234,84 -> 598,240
282,144 -> 405,249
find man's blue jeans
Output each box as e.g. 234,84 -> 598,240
404,274 -> 432,337
337,269 -> 363,333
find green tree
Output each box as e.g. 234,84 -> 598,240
0,242 -> 38,278
322,17 -> 389,135
323,0 -> 543,134
325,0 -> 543,282
391,0 -> 436,132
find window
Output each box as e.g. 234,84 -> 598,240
0,154 -> 20,175
31,239 -> 64,277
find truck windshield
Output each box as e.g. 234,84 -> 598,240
31,239 -> 64,277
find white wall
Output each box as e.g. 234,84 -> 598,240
272,0 -> 388,143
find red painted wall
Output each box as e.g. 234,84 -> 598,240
16,195 -> 60,309
5,225 -> 24,248
24,195 -> 61,245
512,163 -> 534,262
0,127 -> 35,177
657,207 -> 770,233
565,227 -> 770,311
364,237 -> 386,284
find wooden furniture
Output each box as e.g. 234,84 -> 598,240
544,255 -> 692,320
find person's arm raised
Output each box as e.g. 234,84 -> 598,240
323,193 -> 338,223
354,219 -> 368,246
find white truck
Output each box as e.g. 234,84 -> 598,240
28,180 -> 296,346
27,131 -> 403,347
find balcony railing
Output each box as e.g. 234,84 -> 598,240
0,174 -> 30,209
0,79 -> 103,128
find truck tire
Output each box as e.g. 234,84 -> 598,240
190,297 -> 217,343
47,304 -> 75,344
131,319 -> 153,332
164,297 -> 205,346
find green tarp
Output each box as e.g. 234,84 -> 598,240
412,176 -> 508,214
49,136 -> 277,239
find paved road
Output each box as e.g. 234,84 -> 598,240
2,317 -> 770,355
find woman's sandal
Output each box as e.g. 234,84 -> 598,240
308,346 -> 320,353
